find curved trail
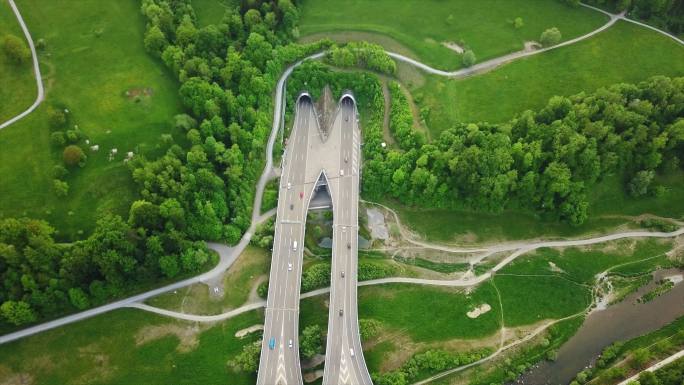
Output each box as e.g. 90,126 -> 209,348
387,3 -> 682,78
0,0 -> 45,130
131,227 -> 683,323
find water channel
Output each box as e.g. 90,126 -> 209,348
519,268 -> 684,385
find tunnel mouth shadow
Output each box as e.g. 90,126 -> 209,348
309,171 -> 332,211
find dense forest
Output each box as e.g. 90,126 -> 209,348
363,76 -> 684,225
0,0 -> 321,327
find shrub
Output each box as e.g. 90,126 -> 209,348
68,288 -> 90,310
52,165 -> 68,179
628,170 -> 655,197
35,38 -> 46,50
1,34 -> 30,63
514,17 -> 524,29
359,318 -> 382,340
540,27 -> 562,47
66,129 -> 80,143
173,113 -> 197,131
300,325 -> 323,359
52,179 -> 69,197
63,145 -> 86,167
159,254 -> 180,278
47,106 -> 67,128
50,131 -> 66,147
257,280 -> 268,298
462,50 -> 476,67
232,340 -> 261,372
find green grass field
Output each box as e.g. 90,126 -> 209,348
0,308 -> 261,385
0,1 -> 36,122
192,0 -> 235,27
494,275 -> 591,326
299,0 -> 606,70
358,283 -> 502,342
391,202 -> 628,245
417,20 -> 684,133
499,239 -> 674,282
0,0 -> 183,240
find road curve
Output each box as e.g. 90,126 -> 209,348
0,0 -> 45,130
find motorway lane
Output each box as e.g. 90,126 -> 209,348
322,97 -> 372,385
258,97 -> 318,385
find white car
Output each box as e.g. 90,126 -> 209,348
287,182 -> 292,190
340,169 -> 345,176
292,241 -> 298,251
350,348 -> 355,357
288,339 -> 293,348
288,263 -> 293,271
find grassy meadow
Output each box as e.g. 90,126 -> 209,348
299,0 -> 606,70
416,21 -> 684,133
0,0 -> 183,240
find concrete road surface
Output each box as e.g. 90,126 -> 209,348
321,95 -> 372,385
257,95 -> 319,385
258,93 -> 373,385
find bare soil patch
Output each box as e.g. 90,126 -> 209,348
441,41 -> 464,54
75,345 -> 115,385
467,303 -> 492,319
0,365 -> 33,385
135,323 -> 202,353
235,324 -> 264,338
125,87 -> 153,99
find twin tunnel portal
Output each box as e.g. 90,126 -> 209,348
256,92 -> 373,385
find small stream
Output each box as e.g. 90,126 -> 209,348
518,268 -> 684,385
